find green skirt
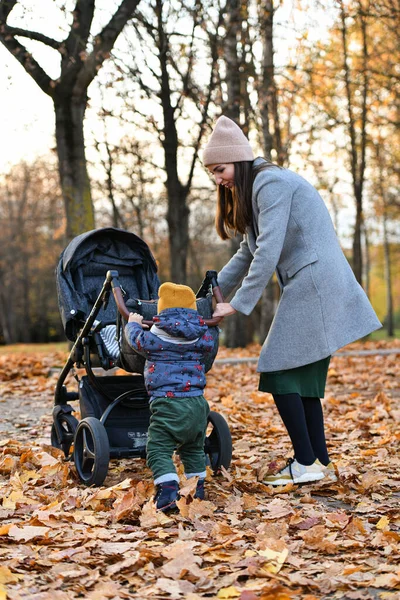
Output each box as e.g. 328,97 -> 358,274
259,356 -> 331,398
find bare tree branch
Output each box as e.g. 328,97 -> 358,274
64,0 -> 95,60
3,25 -> 62,49
0,0 -> 17,21
0,27 -> 52,94
73,0 -> 141,97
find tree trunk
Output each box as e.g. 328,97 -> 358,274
223,235 -> 254,348
256,0 -> 279,341
258,0 -> 274,159
353,186 -> 363,285
223,0 -> 241,121
154,0 -> 190,282
340,0 -> 369,286
362,220 -> 370,299
0,276 -> 14,344
167,183 -> 189,283
224,309 -> 251,348
382,209 -> 394,337
54,98 -> 95,240
375,141 -> 394,337
21,254 -> 32,343
221,1 -> 254,348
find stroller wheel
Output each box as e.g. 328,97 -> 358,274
51,413 -> 79,458
73,417 -> 110,487
204,411 -> 232,474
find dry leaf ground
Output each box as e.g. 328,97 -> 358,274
0,341 -> 399,600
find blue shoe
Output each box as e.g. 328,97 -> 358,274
154,480 -> 179,512
194,478 -> 205,500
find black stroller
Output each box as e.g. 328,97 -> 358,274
52,227 -> 232,486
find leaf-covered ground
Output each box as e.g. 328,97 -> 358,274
0,341 -> 399,600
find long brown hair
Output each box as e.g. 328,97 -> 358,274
215,159 -> 277,240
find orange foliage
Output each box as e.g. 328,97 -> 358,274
0,341 -> 399,598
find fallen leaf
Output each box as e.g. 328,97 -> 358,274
376,515 -> 390,530
7,525 -> 50,541
217,586 -> 241,599
0,566 -> 22,584
258,546 -> 289,573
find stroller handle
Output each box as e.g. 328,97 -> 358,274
108,270 -> 225,327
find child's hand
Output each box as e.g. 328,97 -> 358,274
128,313 -> 149,328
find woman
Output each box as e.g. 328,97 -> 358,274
203,116 -> 381,486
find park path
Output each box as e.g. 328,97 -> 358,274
214,347 -> 400,365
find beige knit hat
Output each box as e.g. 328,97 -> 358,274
202,116 -> 254,166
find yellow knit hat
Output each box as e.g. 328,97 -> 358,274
158,282 -> 197,313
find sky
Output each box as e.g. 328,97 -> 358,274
0,0 -> 361,245
0,0 -> 338,171
0,0 -> 118,170
1,52 -> 55,169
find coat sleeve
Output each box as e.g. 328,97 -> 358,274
196,330 -> 216,356
229,175 -> 293,315
124,322 -> 151,357
217,236 -> 253,299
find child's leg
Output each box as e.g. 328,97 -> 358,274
178,396 -> 209,479
301,396 -> 330,466
179,434 -> 207,479
146,399 -> 179,484
273,393 -> 315,465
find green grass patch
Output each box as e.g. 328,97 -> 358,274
369,328 -> 400,341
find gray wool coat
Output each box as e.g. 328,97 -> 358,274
217,159 -> 381,372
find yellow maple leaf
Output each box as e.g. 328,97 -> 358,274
19,470 -> 40,484
376,516 -> 390,530
0,566 -> 22,584
2,490 -> 36,509
217,586 -> 241,599
258,547 -> 289,573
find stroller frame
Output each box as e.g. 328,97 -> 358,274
52,269 -> 232,487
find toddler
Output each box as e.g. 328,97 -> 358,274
124,282 -> 214,511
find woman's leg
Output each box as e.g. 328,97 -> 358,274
273,393 -> 316,465
301,396 -> 330,466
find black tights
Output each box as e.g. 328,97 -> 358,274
273,393 -> 330,466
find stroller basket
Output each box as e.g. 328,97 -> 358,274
79,375 -> 150,457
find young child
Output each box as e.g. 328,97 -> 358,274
124,282 -> 214,512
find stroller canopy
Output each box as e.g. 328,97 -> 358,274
57,227 -> 160,341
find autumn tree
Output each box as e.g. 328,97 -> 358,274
256,0 -> 288,165
0,158 -> 65,343
0,0 -> 142,240
103,0 -> 225,282
217,0 -> 251,348
291,0 -> 399,286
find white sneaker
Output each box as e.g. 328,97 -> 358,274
262,458 -> 325,486
317,460 -> 338,483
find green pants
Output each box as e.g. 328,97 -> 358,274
146,395 -> 210,481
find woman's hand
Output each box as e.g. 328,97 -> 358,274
212,302 -> 237,318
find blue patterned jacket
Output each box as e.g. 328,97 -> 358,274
124,308 -> 215,400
